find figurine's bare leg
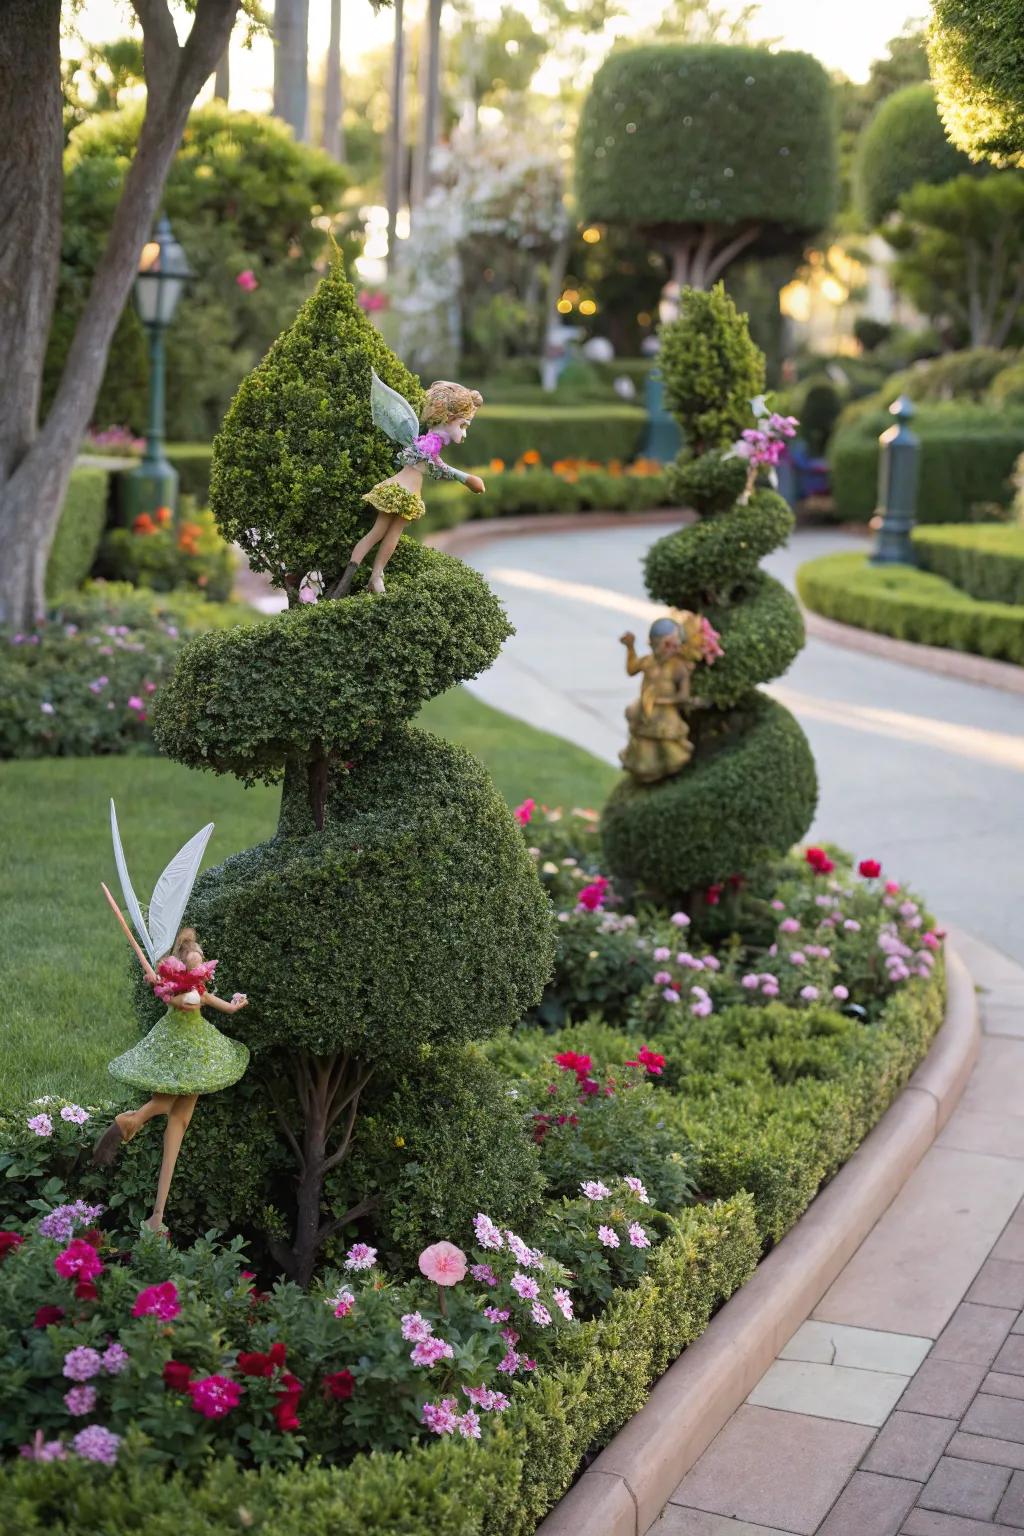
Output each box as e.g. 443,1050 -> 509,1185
146,1093 -> 199,1232
369,516 -> 404,593
94,1094 -> 173,1165
349,513 -> 392,568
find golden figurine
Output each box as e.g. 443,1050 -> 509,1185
619,614 -> 720,785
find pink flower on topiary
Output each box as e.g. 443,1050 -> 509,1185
132,1281 -> 180,1320
410,1336 -> 454,1367
188,1375 -> 243,1419
422,1398 -> 460,1435
331,1288 -> 355,1318
510,1272 -> 540,1300
418,1241 -> 467,1286
471,1262 -> 499,1287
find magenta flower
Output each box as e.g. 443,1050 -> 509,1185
510,1272 -> 540,1300
413,430 -> 446,460
577,876 -> 610,913
132,1281 -> 180,1320
188,1374 -> 243,1419
418,1241 -> 467,1286
64,1385 -> 97,1416
343,1242 -> 377,1271
513,797 -> 535,826
331,1287 -> 355,1318
410,1336 -> 454,1367
484,1305 -> 511,1324
597,1225 -> 620,1249
54,1238 -> 103,1282
833,985 -> 850,1000
779,917 -> 800,934
235,269 -> 259,293
422,1398 -> 460,1434
71,1425 -> 120,1464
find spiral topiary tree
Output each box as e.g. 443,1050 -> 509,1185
601,285 -> 817,906
149,257 -> 554,1285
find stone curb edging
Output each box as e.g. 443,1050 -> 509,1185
803,610 -> 1024,698
536,943 -> 980,1536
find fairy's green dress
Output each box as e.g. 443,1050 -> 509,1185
108,958 -> 249,1096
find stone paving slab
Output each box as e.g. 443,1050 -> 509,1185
780,1321 -> 932,1375
654,1511 -> 798,1535
967,1260 -> 1024,1310
919,1456 -> 1010,1518
748,1359 -> 910,1426
863,1412 -> 957,1481
932,1304 -> 1017,1367
817,1470 -> 920,1535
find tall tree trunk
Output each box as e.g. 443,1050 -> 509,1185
0,0 -> 240,630
273,0 -> 309,142
214,45 -> 230,102
385,0 -> 406,274
321,0 -> 344,161
411,0 -> 442,209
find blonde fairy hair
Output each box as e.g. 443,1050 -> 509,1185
173,927 -> 204,967
420,380 -> 483,428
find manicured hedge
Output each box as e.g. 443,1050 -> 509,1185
167,443 -> 217,503
913,523 -> 1024,605
830,407 -> 1024,523
44,467 -> 109,598
423,464 -> 671,532
796,550 -> 1024,664
854,83 -> 978,227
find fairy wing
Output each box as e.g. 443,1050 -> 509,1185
370,369 -> 419,447
110,799 -> 155,964
147,821 -> 215,962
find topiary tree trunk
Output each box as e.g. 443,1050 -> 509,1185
601,285 -> 817,907
147,258 -> 554,1285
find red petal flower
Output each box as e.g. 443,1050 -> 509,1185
33,1304 -> 65,1328
0,1232 -> 24,1262
74,1278 -> 99,1302
236,1350 -> 274,1378
322,1368 -> 355,1401
858,859 -> 882,879
163,1360 -> 193,1392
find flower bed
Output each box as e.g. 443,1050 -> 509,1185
796,550 -> 1024,665
0,807 -> 946,1531
0,583 -> 256,760
423,454 -> 671,532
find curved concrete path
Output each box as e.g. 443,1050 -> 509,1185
460,523 -> 1024,964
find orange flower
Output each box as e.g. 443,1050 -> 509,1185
132,513 -> 156,535
156,506 -> 172,525
608,460 -> 623,477
522,449 -> 541,466
489,458 -> 505,473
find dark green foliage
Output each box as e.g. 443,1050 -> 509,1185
799,383 -> 842,456
44,467 -> 109,598
854,83 -> 978,226
667,450 -> 748,515
797,550 -> 1024,664
211,256 -> 425,584
424,464 -> 671,536
854,318 -> 893,352
989,361 -> 1024,408
602,694 -> 818,900
879,346 -> 1016,405
457,404 -> 647,468
48,104 -> 351,443
342,1046 -> 545,1266
659,286 -> 766,453
913,523 -> 1024,605
576,44 -> 836,240
153,549 -> 510,782
645,489 -> 794,606
699,574 -> 807,708
830,405 -> 1024,523
149,728 -> 552,1060
928,0 -> 1024,163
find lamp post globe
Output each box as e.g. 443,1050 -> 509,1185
121,215 -> 192,525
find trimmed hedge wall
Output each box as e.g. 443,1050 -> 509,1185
423,464 -> 671,532
796,550 -> 1024,664
830,407 -> 1024,523
44,467 -> 109,598
913,523 -> 1024,606
168,407 -> 648,510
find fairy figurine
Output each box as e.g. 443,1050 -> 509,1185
331,372 -> 486,597
619,614 -> 718,785
93,802 -> 250,1234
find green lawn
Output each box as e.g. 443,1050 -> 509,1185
1,688 -> 616,1105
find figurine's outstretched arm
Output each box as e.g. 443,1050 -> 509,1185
101,883 -> 157,982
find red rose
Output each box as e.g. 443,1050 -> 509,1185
805,847 -> 835,875
163,1360 -> 193,1392
74,1278 -> 98,1302
0,1232 -> 24,1262
274,1399 -> 301,1432
322,1369 -> 355,1402
705,883 -> 723,906
33,1304 -> 65,1328
237,1351 -> 273,1378
858,859 -> 882,879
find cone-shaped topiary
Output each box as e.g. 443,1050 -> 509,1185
150,258 -> 554,1284
602,285 -> 817,905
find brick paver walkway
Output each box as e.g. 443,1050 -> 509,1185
652,927 -> 1024,1536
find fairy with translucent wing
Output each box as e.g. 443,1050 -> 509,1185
93,802 -> 249,1234
330,371 -> 486,597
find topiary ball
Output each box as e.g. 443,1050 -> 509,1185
668,451 -> 749,516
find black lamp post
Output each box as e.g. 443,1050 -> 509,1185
122,215 -> 191,523
870,396 -> 920,566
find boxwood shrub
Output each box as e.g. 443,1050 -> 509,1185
796,550 -> 1024,664
45,467 -> 109,599
913,523 -> 1024,606
830,405 -> 1024,524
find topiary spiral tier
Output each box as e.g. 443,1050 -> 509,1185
602,286 -> 817,904
148,258 -> 554,1284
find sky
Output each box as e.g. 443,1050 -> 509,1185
69,0 -> 930,109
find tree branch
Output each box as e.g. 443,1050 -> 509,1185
703,223 -> 763,288
316,1193 -> 381,1248
992,265 -> 1024,349
132,0 -> 181,114
965,241 -> 984,346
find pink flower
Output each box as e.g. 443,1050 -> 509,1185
628,1222 -> 650,1249
102,1343 -> 129,1375
789,952 -> 806,967
514,798 -> 535,826
344,1243 -> 377,1271
298,586 -> 317,603
463,1384 -> 509,1411
800,986 -> 819,1001
59,1105 -> 89,1125
235,269 -> 259,292
422,1398 -> 460,1435
922,931 -> 942,950
458,1408 -> 482,1439
63,1347 -> 102,1382
577,876 -> 610,913
624,1176 -> 650,1203
741,973 -> 760,989
597,1226 -> 620,1249
833,985 -> 850,1000
410,1336 -> 454,1367
331,1288 -> 355,1318
762,981 -> 780,998
670,912 -> 691,928
653,970 -> 673,985
27,1113 -> 53,1137
132,1281 -> 180,1320
418,1241 -> 467,1286
19,1431 -> 67,1462
626,1045 -> 665,1076
470,1263 -> 499,1287
505,1231 -> 542,1268
581,1180 -> 610,1201
779,917 -> 800,934
484,1305 -> 510,1324
400,1311 -> 434,1342
531,1302 -> 552,1326
662,987 -> 681,1003
700,616 -> 724,663
64,1385 -> 97,1416
188,1375 -> 243,1419
497,1349 -> 521,1375
71,1425 -> 120,1464
473,1213 -> 503,1250
127,695 -> 144,712
54,1239 -> 103,1282
511,1272 -> 540,1300
552,1286 -> 574,1320
885,880 -> 901,895
414,430 -> 446,460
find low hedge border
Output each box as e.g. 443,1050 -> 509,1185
45,467 -> 110,599
796,550 -> 1024,666
913,523 -> 1024,606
